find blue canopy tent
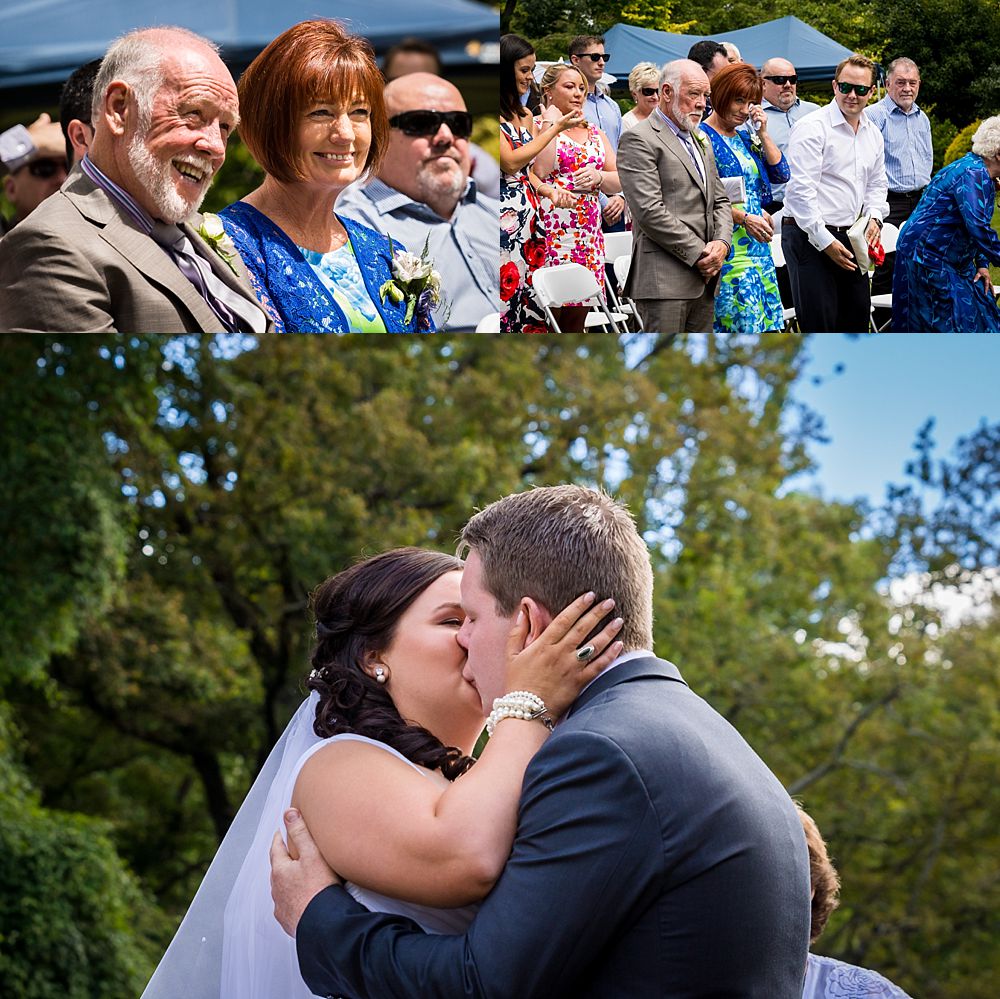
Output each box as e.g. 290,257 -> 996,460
0,0 -> 499,109
603,17 -> 854,85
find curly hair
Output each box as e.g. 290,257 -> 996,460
306,547 -> 474,781
797,804 -> 842,943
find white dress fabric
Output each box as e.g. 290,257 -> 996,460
802,953 -> 913,999
140,693 -> 477,999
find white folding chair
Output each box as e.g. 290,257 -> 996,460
532,263 -> 628,333
869,221 -> 901,332
602,231 -> 637,330
769,231 -> 799,332
475,312 -> 501,333
612,255 -> 641,330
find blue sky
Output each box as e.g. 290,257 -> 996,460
788,335 -> 1000,504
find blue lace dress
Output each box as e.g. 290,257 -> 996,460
892,153 -> 1000,333
700,124 -> 790,335
219,201 -> 434,333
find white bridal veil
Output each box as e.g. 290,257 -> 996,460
140,692 -> 323,999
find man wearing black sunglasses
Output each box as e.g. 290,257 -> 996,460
782,53 -> 889,332
759,58 -> 819,215
568,35 -> 626,231
337,72 -> 500,331
0,113 -> 67,236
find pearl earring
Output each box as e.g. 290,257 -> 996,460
374,666 -> 388,684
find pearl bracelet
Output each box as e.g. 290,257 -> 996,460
486,691 -> 555,737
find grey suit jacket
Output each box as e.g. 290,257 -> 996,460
0,169 -> 272,334
617,114 -> 733,301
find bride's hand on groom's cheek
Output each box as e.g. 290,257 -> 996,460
504,591 -> 625,720
270,807 -> 341,937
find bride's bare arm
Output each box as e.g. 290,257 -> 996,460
291,594 -> 623,908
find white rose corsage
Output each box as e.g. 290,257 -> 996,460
197,214 -> 239,275
379,237 -> 444,329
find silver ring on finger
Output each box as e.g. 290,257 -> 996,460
575,643 -> 596,662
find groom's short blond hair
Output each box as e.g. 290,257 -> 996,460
459,485 -> 654,651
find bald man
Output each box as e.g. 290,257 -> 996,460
336,72 -> 500,331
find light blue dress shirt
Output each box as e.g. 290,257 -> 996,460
865,95 -> 933,192
583,86 -> 624,215
336,177 -> 500,332
761,97 -> 820,203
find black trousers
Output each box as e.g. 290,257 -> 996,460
783,220 -> 871,333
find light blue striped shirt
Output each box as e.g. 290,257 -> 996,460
336,176 -> 499,332
583,87 -> 623,151
865,95 -> 932,192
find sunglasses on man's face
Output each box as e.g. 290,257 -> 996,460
578,53 -> 610,62
388,110 -> 473,139
764,75 -> 798,86
23,158 -> 65,179
639,87 -> 659,97
836,81 -> 873,96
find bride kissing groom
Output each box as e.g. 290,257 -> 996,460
269,485 -> 812,998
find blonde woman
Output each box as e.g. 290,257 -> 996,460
531,63 -> 622,332
621,62 -> 660,132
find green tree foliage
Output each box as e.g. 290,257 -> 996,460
1,334 -> 997,996
944,121 -> 980,166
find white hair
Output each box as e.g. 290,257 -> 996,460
628,61 -> 660,94
721,42 -> 741,61
92,26 -> 220,128
971,115 -> 1000,160
659,58 -> 703,92
886,57 -> 920,79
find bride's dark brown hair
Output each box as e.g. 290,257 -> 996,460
306,547 -> 476,780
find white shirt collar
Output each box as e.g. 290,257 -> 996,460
575,647 -> 655,700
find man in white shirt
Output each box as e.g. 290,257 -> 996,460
782,53 -> 889,333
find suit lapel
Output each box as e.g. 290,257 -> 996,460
100,214 -> 223,331
652,118 -> 707,196
182,215 -> 261,306
66,177 -> 225,331
566,656 -> 687,720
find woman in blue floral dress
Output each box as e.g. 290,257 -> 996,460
500,34 -> 583,333
219,21 -> 432,333
892,117 -> 1000,332
700,63 -> 790,335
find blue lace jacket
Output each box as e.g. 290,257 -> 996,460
700,124 -> 790,207
218,202 -> 433,333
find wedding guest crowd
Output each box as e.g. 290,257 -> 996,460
0,20 -> 497,333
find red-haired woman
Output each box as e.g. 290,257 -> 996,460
220,20 -> 432,332
699,62 -> 790,335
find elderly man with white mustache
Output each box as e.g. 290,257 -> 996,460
0,26 -> 270,334
336,72 -> 500,331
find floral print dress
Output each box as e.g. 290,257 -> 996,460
533,121 -> 606,306
499,120 -> 550,334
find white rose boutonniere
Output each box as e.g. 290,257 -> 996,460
379,237 -> 445,330
748,130 -> 763,156
197,213 -> 240,276
692,129 -> 708,151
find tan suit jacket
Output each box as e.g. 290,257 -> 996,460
617,114 -> 733,301
0,169 -> 272,333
